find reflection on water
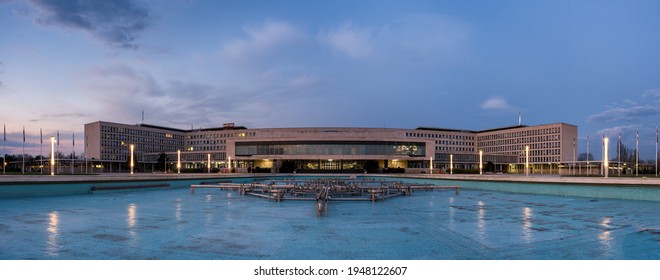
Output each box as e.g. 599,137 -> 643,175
205,194 -> 214,227
226,192 -> 233,207
522,207 -> 533,243
448,197 -> 455,230
127,203 -> 137,245
127,203 -> 137,228
477,201 -> 485,241
598,217 -> 612,256
46,211 -> 59,256
175,199 -> 182,222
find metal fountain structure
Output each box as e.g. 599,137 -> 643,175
191,177 -> 460,216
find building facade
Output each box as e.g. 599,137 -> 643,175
84,121 -> 577,174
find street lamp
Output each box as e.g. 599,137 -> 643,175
479,150 -> 483,175
450,154 -> 453,175
429,157 -> 433,174
177,150 -> 181,174
604,138 -> 609,178
525,145 -> 530,177
130,144 -> 134,175
50,136 -> 55,176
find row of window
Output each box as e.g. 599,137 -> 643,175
406,132 -> 475,140
236,142 -> 426,157
434,140 -> 474,146
186,146 -> 227,151
478,127 -> 561,141
187,139 -> 227,146
187,131 -> 255,139
433,153 -> 518,163
435,146 -> 475,152
100,141 -> 180,155
481,142 -> 561,154
101,126 -> 184,140
479,135 -> 561,148
102,134 -> 183,146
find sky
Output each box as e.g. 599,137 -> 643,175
1,0 -> 660,160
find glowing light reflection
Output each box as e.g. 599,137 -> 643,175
205,194 -> 213,226
46,211 -> 59,256
477,201 -> 485,241
127,203 -> 137,228
598,217 -> 613,255
175,199 -> 182,222
448,197 -> 455,230
127,203 -> 138,245
522,207 -> 533,243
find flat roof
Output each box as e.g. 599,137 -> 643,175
137,123 -> 189,133
416,123 -> 576,134
415,127 -> 477,133
136,123 -> 247,132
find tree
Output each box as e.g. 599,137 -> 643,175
613,142 -> 634,163
578,153 -> 594,161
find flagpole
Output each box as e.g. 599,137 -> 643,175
636,128 -> 639,177
85,135 -> 88,174
40,129 -> 43,175
57,130 -> 60,174
2,124 -> 6,175
601,134 -> 604,176
71,133 -> 75,175
618,129 -> 621,176
22,126 -> 25,175
572,137 -> 576,176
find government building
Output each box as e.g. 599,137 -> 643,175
84,121 -> 577,174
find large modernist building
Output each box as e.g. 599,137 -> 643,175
84,121 -> 577,174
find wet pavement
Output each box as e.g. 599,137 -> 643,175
0,183 -> 658,259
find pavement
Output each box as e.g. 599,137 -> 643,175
2,172 -> 660,187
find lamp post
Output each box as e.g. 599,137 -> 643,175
207,153 -> 211,174
429,157 -> 433,174
50,136 -> 55,176
525,145 -> 530,177
604,138 -> 609,178
177,150 -> 181,174
479,150 -> 483,175
130,144 -> 134,175
450,154 -> 453,175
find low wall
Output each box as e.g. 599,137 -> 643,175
379,175 -> 660,202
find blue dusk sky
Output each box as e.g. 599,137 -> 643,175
1,0 -> 660,159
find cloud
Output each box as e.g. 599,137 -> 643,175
642,88 -> 660,98
318,21 -> 374,59
595,125 -> 637,139
83,63 -> 321,128
28,0 -> 150,49
588,104 -> 660,123
318,14 -> 469,60
222,20 -> 302,61
481,97 -> 514,111
587,91 -> 660,123
380,13 -> 469,55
